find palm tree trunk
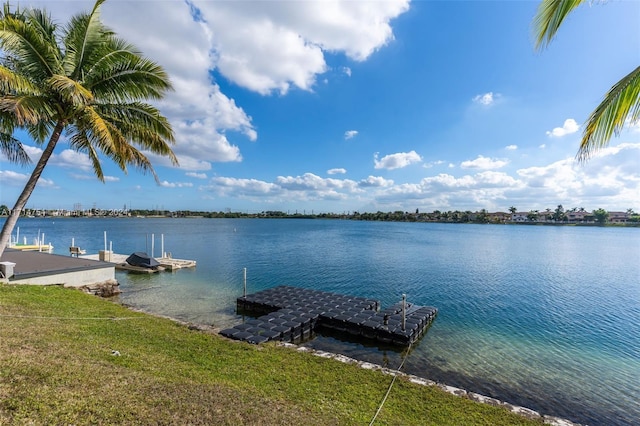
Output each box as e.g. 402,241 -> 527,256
0,120 -> 65,260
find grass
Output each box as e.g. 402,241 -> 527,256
0,284 -> 543,425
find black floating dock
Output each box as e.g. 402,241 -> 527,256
219,285 -> 437,346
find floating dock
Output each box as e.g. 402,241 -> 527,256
220,286 -> 437,347
81,253 -> 196,272
157,257 -> 197,271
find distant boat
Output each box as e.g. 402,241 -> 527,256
115,252 -> 165,273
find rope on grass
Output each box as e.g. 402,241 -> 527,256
368,341 -> 413,426
0,314 -> 147,321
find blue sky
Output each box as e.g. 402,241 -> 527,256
1,0 -> 639,214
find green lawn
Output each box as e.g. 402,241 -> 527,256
0,284 -> 543,425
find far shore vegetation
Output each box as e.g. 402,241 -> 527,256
0,284 -> 543,425
1,204 -> 638,227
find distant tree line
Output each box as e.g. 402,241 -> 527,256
1,204 -> 638,225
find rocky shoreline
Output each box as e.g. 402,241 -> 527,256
98,288 -> 580,426
277,342 -> 581,426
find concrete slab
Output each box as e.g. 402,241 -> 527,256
0,248 -> 115,287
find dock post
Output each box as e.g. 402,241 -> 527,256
151,234 -> 155,258
161,234 -> 165,258
243,268 -> 247,297
402,294 -> 406,331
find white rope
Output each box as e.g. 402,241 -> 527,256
369,341 -> 413,425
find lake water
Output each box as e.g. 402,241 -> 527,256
5,217 -> 639,425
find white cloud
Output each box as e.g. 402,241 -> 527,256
22,145 -> 42,161
276,173 -> 357,192
344,130 -> 359,140
374,150 -> 422,170
18,1 -> 409,174
460,155 -> 508,170
0,170 -> 55,188
166,143 -> 640,211
359,176 -> 394,188
159,181 -> 194,188
0,170 -> 29,186
69,172 -> 118,182
343,67 -> 352,77
201,173 -> 362,203
472,92 -> 497,106
51,149 -> 93,170
546,118 -> 579,138
203,177 -> 280,198
328,168 -> 346,175
505,145 -> 518,151
186,172 -> 208,179
192,1 -> 409,94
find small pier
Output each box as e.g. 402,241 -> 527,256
157,256 -> 197,271
220,286 -> 437,347
81,253 -> 196,272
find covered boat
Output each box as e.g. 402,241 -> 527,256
126,252 -> 161,268
115,252 -> 165,273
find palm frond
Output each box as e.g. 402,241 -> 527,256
88,47 -> 173,102
0,131 -> 30,165
97,102 -> 177,165
48,74 -> 93,106
0,65 -> 40,94
0,7 -> 62,80
0,94 -> 55,125
69,129 -> 105,181
0,0 -> 175,181
62,0 -> 111,79
0,110 -> 30,164
27,119 -> 54,144
533,0 -> 587,50
578,66 -> 640,161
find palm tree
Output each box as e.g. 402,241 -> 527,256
0,0 -> 177,259
533,0 -> 639,161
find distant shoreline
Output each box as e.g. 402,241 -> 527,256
3,214 -> 639,228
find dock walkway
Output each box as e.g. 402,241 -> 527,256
80,253 -> 196,272
220,286 -> 437,347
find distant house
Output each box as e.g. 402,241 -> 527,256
511,212 -> 528,222
609,212 -> 629,223
566,210 -> 590,223
489,212 -> 510,223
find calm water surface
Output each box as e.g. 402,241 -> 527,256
7,217 -> 640,426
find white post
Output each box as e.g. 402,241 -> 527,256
402,294 -> 406,331
243,267 -> 247,297
151,233 -> 155,258
104,231 -> 107,252
161,234 -> 164,258
72,237 -> 75,247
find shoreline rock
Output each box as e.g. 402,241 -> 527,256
77,279 -> 121,297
